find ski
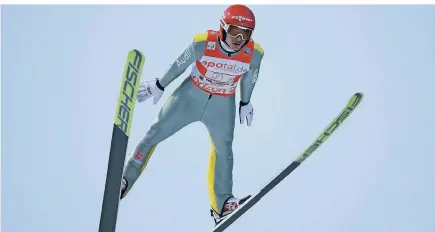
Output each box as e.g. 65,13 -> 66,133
212,92 -> 364,232
98,49 -> 145,232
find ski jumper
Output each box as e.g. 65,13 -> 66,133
122,30 -> 264,215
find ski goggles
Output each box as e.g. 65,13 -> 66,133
226,24 -> 253,40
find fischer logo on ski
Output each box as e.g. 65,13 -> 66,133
212,92 -> 364,232
99,49 -> 145,232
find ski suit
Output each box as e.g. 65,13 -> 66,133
122,30 -> 264,215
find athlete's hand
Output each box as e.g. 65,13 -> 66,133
239,101 -> 253,127
137,79 -> 164,104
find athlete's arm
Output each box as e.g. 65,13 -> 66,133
240,43 -> 264,104
158,42 -> 197,88
158,33 -> 207,88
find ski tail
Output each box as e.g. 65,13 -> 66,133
98,49 -> 145,232
212,92 -> 364,232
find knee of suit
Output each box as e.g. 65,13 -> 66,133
211,140 -> 234,155
140,125 -> 165,145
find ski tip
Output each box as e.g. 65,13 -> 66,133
127,49 -> 145,59
348,92 -> 364,108
354,92 -> 364,103
354,92 -> 364,99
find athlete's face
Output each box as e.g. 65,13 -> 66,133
225,25 -> 252,50
226,35 -> 245,50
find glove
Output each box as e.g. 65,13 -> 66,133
137,78 -> 164,104
239,101 -> 253,126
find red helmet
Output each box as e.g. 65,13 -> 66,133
219,4 -> 256,41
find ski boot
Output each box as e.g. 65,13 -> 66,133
210,195 -> 251,226
120,177 -> 128,199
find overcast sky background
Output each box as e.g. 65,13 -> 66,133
2,4 -> 435,232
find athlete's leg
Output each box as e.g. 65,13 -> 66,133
121,79 -> 198,198
201,94 -> 237,214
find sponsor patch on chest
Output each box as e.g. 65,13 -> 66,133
200,56 -> 250,75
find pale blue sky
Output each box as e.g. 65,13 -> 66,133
2,5 -> 435,232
